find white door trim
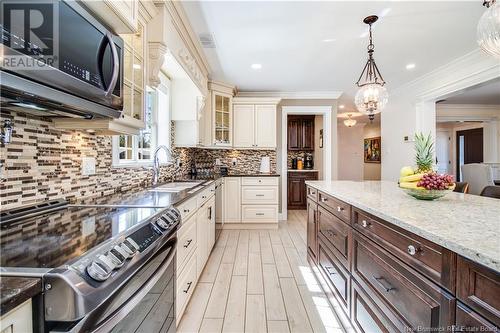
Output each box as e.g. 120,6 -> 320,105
280,105 -> 335,220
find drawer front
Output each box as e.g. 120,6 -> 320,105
306,186 -> 318,202
241,186 -> 278,204
241,177 -> 279,186
197,184 -> 215,208
318,241 -> 349,310
457,256 -> 500,327
176,253 -> 197,320
351,281 -> 402,333
177,218 -> 197,272
456,302 -> 498,332
353,208 -> 454,291
352,231 -> 455,330
177,197 -> 197,222
241,205 -> 278,222
318,206 -> 350,266
318,191 -> 351,223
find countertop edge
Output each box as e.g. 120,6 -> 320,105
305,181 -> 500,273
1,277 -> 42,316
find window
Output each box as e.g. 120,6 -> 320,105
112,74 -> 171,167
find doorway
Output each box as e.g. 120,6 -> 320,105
456,127 -> 484,181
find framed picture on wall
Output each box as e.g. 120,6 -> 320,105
364,136 -> 381,163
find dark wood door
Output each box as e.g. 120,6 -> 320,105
287,117 -> 302,150
456,302 -> 497,332
288,177 -> 304,209
307,199 -> 318,261
302,118 -> 315,150
456,128 -> 483,180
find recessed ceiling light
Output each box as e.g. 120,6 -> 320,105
339,104 -> 345,109
251,63 -> 262,70
406,63 -> 416,70
379,8 -> 392,18
322,38 -> 336,43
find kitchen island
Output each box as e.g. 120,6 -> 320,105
305,180 -> 499,332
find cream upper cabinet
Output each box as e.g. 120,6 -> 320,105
208,81 -> 235,147
233,104 -> 255,148
83,0 -> 138,34
232,98 -> 280,149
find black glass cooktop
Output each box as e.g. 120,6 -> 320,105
0,205 -> 161,269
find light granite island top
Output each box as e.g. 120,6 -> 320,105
305,180 -> 500,272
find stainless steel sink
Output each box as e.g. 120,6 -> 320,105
149,181 -> 203,193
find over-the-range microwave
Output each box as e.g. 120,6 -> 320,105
0,0 -> 124,119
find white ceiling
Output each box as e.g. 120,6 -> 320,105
441,78 -> 500,105
182,1 -> 485,111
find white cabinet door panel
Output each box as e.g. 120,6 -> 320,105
255,105 -> 276,148
233,104 -> 255,148
223,177 -> 241,223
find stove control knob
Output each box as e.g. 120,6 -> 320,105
108,248 -> 126,268
112,245 -> 129,260
156,218 -> 170,230
86,260 -> 112,281
120,238 -> 139,257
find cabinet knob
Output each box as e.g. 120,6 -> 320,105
337,206 -> 344,212
321,197 -> 328,203
361,220 -> 370,228
407,245 -> 419,256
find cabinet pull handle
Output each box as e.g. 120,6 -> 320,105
184,209 -> 190,213
183,239 -> 193,248
202,195 -> 207,199
361,219 -> 370,228
258,180 -> 262,183
325,266 -> 336,275
321,197 -> 328,202
337,206 -> 344,212
208,207 -> 212,220
372,276 -> 396,293
256,213 -> 265,216
256,194 -> 265,197
407,244 -> 420,256
183,281 -> 193,293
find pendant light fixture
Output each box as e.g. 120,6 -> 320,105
354,15 -> 388,122
477,0 -> 500,59
343,114 -> 357,127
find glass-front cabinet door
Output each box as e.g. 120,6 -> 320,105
213,92 -> 232,146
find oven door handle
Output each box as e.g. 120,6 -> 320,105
104,32 -> 119,98
55,239 -> 176,333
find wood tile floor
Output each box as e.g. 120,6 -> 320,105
177,210 -> 349,333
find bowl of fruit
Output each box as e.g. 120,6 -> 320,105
398,133 -> 455,200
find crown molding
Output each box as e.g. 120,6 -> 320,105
437,104 -> 500,111
233,97 -> 282,105
392,49 -> 500,101
236,91 -> 343,100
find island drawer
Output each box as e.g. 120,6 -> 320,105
456,301 -> 498,332
457,256 -> 500,327
352,208 -> 455,292
318,241 -> 349,311
318,191 -> 351,223
306,185 -> 318,201
352,231 -> 455,330
318,205 -> 350,268
241,177 -> 279,186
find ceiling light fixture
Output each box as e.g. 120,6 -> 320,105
251,63 -> 262,70
322,38 -> 336,42
343,114 -> 357,127
477,0 -> 500,59
406,63 -> 416,70
354,15 -> 388,123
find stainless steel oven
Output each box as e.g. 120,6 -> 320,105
0,0 -> 123,119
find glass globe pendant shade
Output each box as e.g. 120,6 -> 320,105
354,83 -> 388,115
477,0 -> 500,59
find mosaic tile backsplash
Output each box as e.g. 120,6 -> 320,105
0,111 -> 278,210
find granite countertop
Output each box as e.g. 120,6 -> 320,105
0,277 -> 41,316
305,180 -> 500,272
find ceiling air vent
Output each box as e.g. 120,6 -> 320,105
199,33 -> 216,48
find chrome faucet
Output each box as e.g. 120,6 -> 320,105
152,145 -> 174,185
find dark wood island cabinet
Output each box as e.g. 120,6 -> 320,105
306,184 -> 500,333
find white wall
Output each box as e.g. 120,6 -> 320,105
337,125 -> 364,181
381,49 -> 500,180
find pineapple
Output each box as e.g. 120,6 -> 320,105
414,133 -> 434,173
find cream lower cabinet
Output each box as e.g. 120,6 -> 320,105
175,187 -> 216,324
0,299 -> 33,333
223,177 -> 241,223
222,177 -> 279,226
